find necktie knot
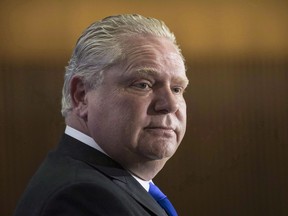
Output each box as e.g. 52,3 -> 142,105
149,182 -> 167,201
148,182 -> 178,216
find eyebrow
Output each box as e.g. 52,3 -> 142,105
135,67 -> 158,76
134,67 -> 189,86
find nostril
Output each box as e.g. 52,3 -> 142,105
154,94 -> 179,114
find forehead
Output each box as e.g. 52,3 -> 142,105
120,35 -> 186,78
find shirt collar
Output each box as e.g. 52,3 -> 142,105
65,125 -> 108,156
131,174 -> 151,192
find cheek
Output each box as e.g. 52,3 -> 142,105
117,94 -> 149,115
120,99 -> 149,128
177,101 -> 187,138
178,100 -> 187,121
108,96 -> 150,132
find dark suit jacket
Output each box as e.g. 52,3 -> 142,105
14,134 -> 167,216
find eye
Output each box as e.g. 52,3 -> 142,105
132,81 -> 152,90
172,86 -> 184,94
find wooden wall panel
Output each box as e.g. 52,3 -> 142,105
1,57 -> 287,216
0,63 -> 65,216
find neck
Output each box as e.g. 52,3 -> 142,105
65,112 -> 90,135
118,156 -> 168,181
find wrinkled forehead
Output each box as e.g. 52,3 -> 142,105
119,35 -> 186,74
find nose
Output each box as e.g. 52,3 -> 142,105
153,88 -> 179,114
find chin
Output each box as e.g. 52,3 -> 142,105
147,146 -> 177,160
137,138 -> 179,160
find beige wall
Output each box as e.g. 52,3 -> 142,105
1,1 -> 288,215
1,0 -> 288,60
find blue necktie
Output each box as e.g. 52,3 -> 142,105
148,182 -> 178,216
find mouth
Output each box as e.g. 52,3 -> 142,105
144,126 -> 176,136
145,126 -> 174,130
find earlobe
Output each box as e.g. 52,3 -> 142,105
70,76 -> 88,120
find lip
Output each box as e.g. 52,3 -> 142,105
144,126 -> 176,136
144,126 -> 174,131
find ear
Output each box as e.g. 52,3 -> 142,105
70,76 -> 89,120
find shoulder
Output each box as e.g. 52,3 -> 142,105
15,159 -> 139,216
39,181 -> 136,216
15,139 -> 154,216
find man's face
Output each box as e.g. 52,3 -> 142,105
85,36 -> 188,164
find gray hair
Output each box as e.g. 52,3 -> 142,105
61,14 -> 182,117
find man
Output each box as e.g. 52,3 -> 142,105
14,14 -> 189,216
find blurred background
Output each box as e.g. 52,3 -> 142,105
1,0 -> 287,215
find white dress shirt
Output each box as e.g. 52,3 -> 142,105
64,125 -> 151,191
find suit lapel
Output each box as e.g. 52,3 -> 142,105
56,134 -> 167,216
